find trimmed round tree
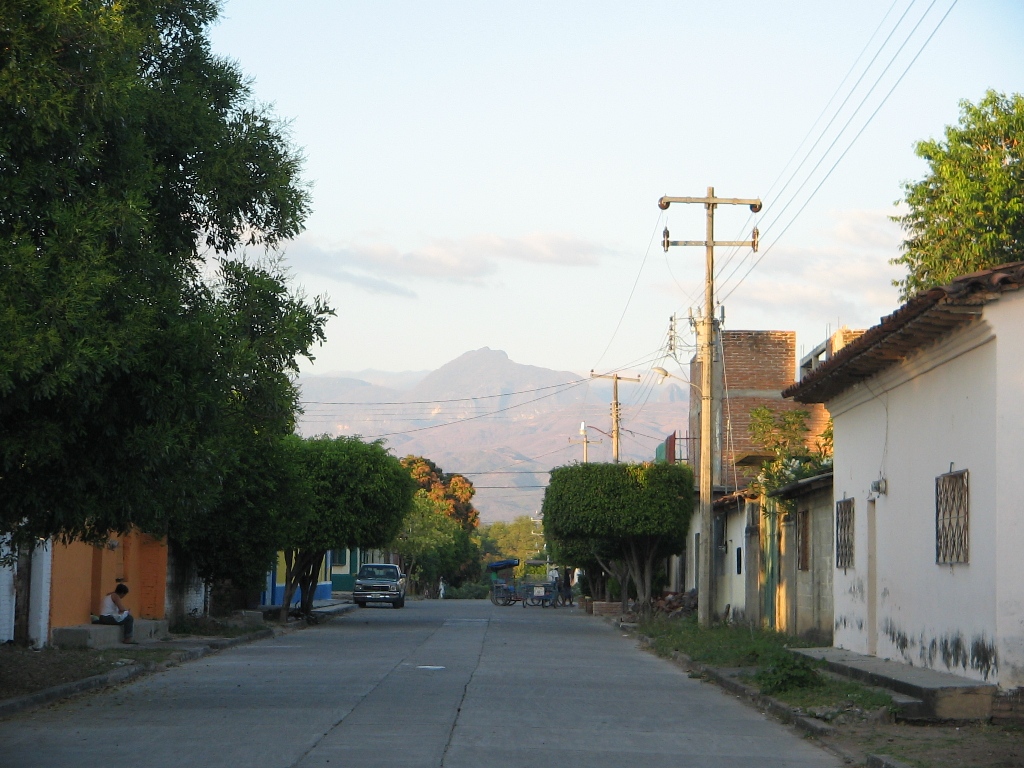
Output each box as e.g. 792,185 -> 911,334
280,435 -> 415,619
542,462 -> 693,613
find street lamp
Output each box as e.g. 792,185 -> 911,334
652,366 -> 699,392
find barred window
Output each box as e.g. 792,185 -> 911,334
936,469 -> 969,564
836,498 -> 854,569
798,509 -> 810,571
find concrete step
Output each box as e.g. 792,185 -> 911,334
52,619 -> 169,650
793,647 -> 996,721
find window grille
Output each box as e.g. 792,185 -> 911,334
798,509 -> 810,571
836,498 -> 854,569
936,469 -> 969,564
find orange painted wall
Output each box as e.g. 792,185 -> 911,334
49,532 -> 168,629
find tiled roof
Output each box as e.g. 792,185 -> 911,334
784,261 -> 1024,404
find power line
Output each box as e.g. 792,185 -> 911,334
358,380 -> 589,439
710,0 -> 902,289
719,0 -> 957,304
590,211 -> 664,372
299,378 -> 584,406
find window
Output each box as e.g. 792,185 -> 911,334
736,546 -> 743,575
798,509 -> 810,571
936,469 -> 969,564
836,498 -> 854,569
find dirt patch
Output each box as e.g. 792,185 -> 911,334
820,720 -> 1024,768
0,644 -> 175,700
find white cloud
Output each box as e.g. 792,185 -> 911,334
652,208 -> 907,344
282,232 -> 610,294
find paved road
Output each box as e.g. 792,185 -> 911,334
0,601 -> 841,768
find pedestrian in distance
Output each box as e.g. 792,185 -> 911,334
97,583 -> 136,643
438,576 -> 447,600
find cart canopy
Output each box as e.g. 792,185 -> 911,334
487,558 -> 520,572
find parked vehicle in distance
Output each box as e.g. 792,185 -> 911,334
353,564 -> 406,608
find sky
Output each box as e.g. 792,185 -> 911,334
208,1 -> 1024,380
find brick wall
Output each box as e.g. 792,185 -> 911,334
689,330 -> 830,488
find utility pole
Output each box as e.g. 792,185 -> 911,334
659,187 -> 760,628
569,421 -> 602,463
589,372 -> 640,463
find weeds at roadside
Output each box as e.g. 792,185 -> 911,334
169,616 -> 261,638
639,614 -> 817,667
0,645 -> 175,700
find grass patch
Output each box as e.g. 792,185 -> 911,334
169,616 -> 261,638
0,645 -> 175,700
759,675 -> 893,711
639,614 -> 818,667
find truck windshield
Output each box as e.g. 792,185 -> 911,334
358,565 -> 399,580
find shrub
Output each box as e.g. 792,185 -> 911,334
754,651 -> 824,695
446,583 -> 489,599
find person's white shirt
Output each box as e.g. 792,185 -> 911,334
100,593 -> 128,621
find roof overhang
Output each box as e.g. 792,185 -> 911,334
784,262 -> 1024,404
768,471 -> 834,500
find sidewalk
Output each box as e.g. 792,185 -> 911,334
0,601 -> 357,721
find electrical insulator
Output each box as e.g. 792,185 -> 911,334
751,227 -> 759,253
662,227 -> 670,252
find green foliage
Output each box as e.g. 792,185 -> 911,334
478,516 -> 543,577
0,0 -> 326,549
543,462 -> 693,544
390,491 -> 460,594
640,614 -> 818,668
292,436 -> 415,554
279,435 -> 415,615
543,462 -> 693,611
768,677 -> 893,712
401,456 -> 479,529
749,407 -> 832,515
892,90 -> 1024,299
753,651 -> 825,696
444,582 -> 489,599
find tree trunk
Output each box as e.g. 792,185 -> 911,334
279,549 -> 298,623
298,551 -> 325,615
623,538 -> 659,617
12,543 -> 33,647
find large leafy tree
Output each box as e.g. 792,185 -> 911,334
0,1 -> 323,548
892,90 -> 1024,299
401,456 -> 479,529
281,436 -> 415,618
390,491 -> 459,595
542,462 -> 693,614
170,260 -> 329,590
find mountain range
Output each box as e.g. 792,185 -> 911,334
296,348 -> 689,523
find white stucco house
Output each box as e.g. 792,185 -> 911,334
784,262 -> 1024,691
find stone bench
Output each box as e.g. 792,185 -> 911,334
51,619 -> 170,649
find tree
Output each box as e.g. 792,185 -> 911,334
479,516 -> 543,578
401,456 -> 480,529
280,436 -> 415,619
892,90 -> 1024,299
0,1 -> 319,549
390,491 -> 459,595
542,462 -> 693,614
168,260 -> 329,593
748,407 -> 832,515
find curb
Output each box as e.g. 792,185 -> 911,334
0,605 -> 357,721
865,756 -> 916,768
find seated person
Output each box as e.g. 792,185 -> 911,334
97,583 -> 136,644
